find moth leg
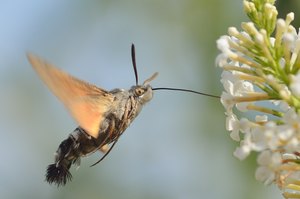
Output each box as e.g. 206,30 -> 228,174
99,144 -> 109,153
91,118 -> 117,166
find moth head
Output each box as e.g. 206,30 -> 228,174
131,72 -> 158,104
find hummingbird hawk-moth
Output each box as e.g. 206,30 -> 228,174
28,44 -> 218,187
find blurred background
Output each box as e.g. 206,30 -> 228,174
0,0 -> 299,199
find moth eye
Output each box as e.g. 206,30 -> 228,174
135,88 -> 145,96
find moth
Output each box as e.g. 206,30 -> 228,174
28,44 -> 218,186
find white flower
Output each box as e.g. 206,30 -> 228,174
217,1 -> 300,193
225,113 -> 241,141
225,114 -> 252,141
220,71 -> 254,97
255,166 -> 275,185
220,70 -> 255,114
233,145 -> 251,160
255,115 -> 268,123
282,31 -> 297,50
285,137 -> 300,152
216,36 -> 231,54
278,101 -> 291,112
255,151 -> 282,185
235,102 -> 251,112
216,36 -> 239,67
290,72 -> 300,97
250,126 -> 268,151
221,92 -> 235,113
233,133 -> 252,160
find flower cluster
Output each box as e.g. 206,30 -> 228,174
216,0 -> 300,197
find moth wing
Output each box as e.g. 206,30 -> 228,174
27,54 -> 114,138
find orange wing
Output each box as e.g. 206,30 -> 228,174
27,54 -> 114,138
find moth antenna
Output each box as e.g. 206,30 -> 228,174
131,43 -> 139,85
90,138 -> 120,167
152,87 -> 220,98
143,72 -> 159,85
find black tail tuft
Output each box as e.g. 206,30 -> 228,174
45,163 -> 72,187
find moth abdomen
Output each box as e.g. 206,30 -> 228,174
45,127 -> 98,186
45,132 -> 79,186
46,162 -> 72,186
